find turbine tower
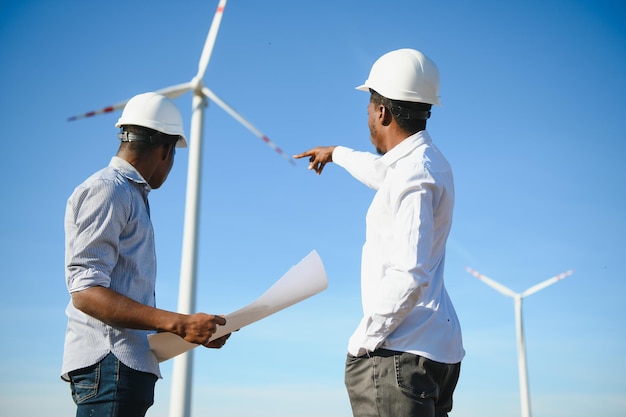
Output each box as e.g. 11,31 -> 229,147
68,2 -> 293,417
465,267 -> 573,417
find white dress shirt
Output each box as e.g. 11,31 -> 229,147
333,130 -> 465,364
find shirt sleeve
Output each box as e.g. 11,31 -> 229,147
332,146 -> 385,190
65,180 -> 130,293
349,168 -> 437,355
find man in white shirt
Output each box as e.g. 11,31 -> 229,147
294,49 -> 464,417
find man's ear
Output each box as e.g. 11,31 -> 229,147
380,105 -> 394,126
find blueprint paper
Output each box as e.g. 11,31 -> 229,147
148,250 -> 328,362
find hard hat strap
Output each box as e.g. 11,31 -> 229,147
390,107 -> 431,120
118,130 -> 178,145
372,90 -> 432,120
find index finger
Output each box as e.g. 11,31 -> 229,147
293,149 -> 316,159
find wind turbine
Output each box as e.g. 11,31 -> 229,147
465,267 -> 573,417
68,1 -> 293,417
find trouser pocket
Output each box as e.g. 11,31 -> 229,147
69,362 -> 100,404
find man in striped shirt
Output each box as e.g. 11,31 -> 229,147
62,92 -> 230,417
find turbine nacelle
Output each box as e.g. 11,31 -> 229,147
190,76 -> 205,96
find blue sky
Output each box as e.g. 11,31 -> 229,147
1,0 -> 625,416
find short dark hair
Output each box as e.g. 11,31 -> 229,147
370,90 -> 431,134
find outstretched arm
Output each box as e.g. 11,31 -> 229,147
293,146 -> 337,175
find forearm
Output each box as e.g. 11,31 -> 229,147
71,285 -> 182,333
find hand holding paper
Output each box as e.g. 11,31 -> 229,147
149,250 -> 328,362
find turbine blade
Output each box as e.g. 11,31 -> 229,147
521,270 -> 573,298
67,98 -> 129,122
202,86 -> 295,165
196,0 -> 227,81
155,82 -> 193,99
465,267 -> 518,298
68,83 -> 191,123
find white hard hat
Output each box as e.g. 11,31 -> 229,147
356,48 -> 441,106
116,92 -> 188,148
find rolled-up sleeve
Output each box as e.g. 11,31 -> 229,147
65,180 -> 128,293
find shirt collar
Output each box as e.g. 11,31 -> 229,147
109,156 -> 152,192
376,130 -> 432,168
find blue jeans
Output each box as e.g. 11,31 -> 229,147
68,352 -> 158,417
345,349 -> 461,417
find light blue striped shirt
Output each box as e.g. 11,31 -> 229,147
62,156 -> 160,379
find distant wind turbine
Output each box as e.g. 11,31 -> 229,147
68,1 -> 294,417
465,267 -> 573,417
